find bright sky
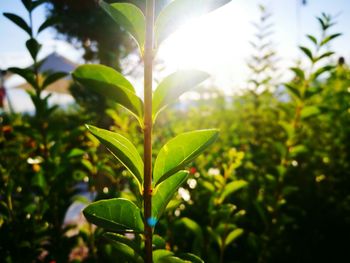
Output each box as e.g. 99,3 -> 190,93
1,0 -> 350,111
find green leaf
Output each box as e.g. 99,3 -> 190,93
311,65 -> 334,80
299,46 -> 313,61
3,13 -> 32,36
224,228 -> 244,247
177,253 -> 204,263
42,72 -> 67,89
290,67 -> 305,80
99,1 -> 145,52
306,34 -> 317,45
83,198 -> 144,232
8,67 -> 37,89
72,64 -> 143,123
218,180 -> 248,203
107,240 -> 144,263
153,70 -> 209,121
153,171 -> 188,220
86,125 -> 143,190
155,0 -> 232,47
38,17 -> 58,33
104,232 -> 142,256
207,226 -> 222,248
26,38 -> 41,60
315,51 -> 335,62
301,105 -> 320,119
177,217 -> 203,254
320,33 -> 342,46
153,250 -> 189,263
153,129 -> 219,186
284,83 -> 301,100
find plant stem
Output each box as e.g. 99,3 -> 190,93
144,0 -> 155,262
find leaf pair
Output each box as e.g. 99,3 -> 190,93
73,65 -> 209,124
100,0 -> 232,52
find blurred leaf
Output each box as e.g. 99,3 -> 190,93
178,253 -> 204,263
26,38 -> 41,60
83,198 -> 144,232
67,148 -> 85,158
153,234 -> 166,249
315,51 -> 335,62
8,67 -> 37,89
42,72 -> 67,89
153,171 -> 188,220
306,34 -> 317,45
301,105 -> 320,119
224,228 -> 244,247
153,129 -> 219,186
38,16 -> 58,33
311,65 -> 334,80
219,180 -> 248,203
320,33 -> 342,46
299,46 -> 313,61
86,125 -> 143,190
3,13 -> 32,36
207,226 -> 222,248
155,0 -> 232,47
177,217 -> 203,254
72,64 -> 143,123
100,1 -> 145,52
290,67 -> 305,80
285,83 -> 301,99
153,70 -> 209,121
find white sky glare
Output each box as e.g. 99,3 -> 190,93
0,0 -> 350,111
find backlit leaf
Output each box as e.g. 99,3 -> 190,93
153,70 -> 209,121
86,125 -> 143,190
83,198 -> 143,232
153,129 -> 219,186
26,38 -> 41,60
224,228 -> 244,247
219,180 -> 248,203
42,72 -> 67,89
100,1 -> 145,52
72,64 -> 143,123
153,171 -> 188,220
301,105 -> 320,119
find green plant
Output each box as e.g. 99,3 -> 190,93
72,0 -> 232,262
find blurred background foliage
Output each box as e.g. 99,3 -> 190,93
1,1 -> 350,262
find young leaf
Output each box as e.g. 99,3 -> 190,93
99,1 -> 145,52
301,105 -> 320,119
315,51 -> 335,62
26,38 -> 41,60
218,180 -> 248,204
299,46 -> 313,61
153,250 -> 175,262
152,171 -> 188,220
86,125 -> 144,190
155,0 -> 232,47
290,67 -> 305,80
311,65 -> 334,80
224,228 -> 244,247
83,198 -> 144,232
42,72 -> 67,89
72,64 -> 143,122
153,70 -> 209,121
306,34 -> 317,45
3,13 -> 32,36
177,253 -> 204,263
284,83 -> 301,100
8,67 -> 37,89
38,17 -> 58,33
153,129 -> 219,186
320,33 -> 342,46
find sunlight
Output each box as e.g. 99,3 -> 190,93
157,2 -> 252,93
